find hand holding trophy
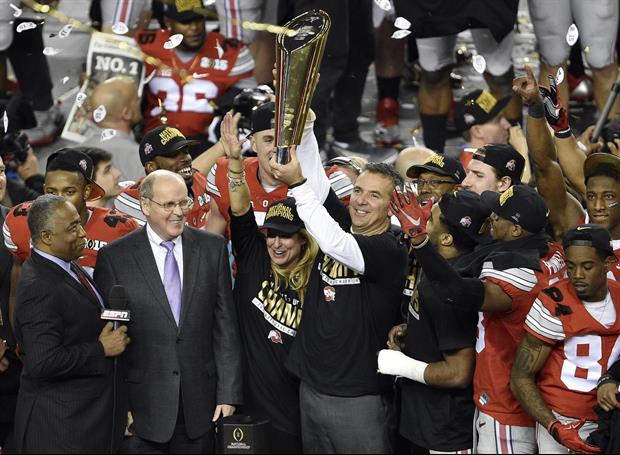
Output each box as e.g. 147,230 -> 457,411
275,10 -> 330,164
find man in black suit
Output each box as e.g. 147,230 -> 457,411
95,169 -> 242,454
12,194 -> 130,453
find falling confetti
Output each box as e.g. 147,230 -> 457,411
556,67 -> 564,85
215,39 -> 224,59
142,70 -> 156,85
58,24 -> 72,38
472,54 -> 486,74
204,0 -> 216,4
61,76 -> 70,84
100,129 -> 117,141
163,34 -> 183,50
566,23 -> 579,46
192,73 -> 208,79
391,30 -> 411,40
394,17 -> 411,30
9,3 -> 22,17
16,22 -> 36,33
374,0 -> 392,12
75,92 -> 87,108
43,47 -> 61,56
112,22 -> 129,35
93,105 -> 107,123
3,111 -> 7,133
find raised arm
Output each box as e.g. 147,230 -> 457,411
192,141 -> 226,177
220,112 -> 251,217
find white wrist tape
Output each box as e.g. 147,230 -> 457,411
377,349 -> 428,384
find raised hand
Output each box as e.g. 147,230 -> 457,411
512,65 -> 542,106
390,183 -> 432,241
269,146 -> 304,187
220,112 -> 243,160
539,74 -> 570,136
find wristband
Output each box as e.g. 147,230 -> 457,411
228,168 -> 244,174
554,129 -> 572,139
528,103 -> 545,118
288,178 -> 307,189
597,373 -> 616,388
411,235 -> 430,249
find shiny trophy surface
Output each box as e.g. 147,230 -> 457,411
275,10 -> 330,163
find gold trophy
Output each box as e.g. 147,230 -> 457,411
275,10 -> 330,163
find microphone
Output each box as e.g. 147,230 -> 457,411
101,285 -> 131,329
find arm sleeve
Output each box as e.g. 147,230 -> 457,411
524,297 -> 565,344
229,45 -> 255,78
17,291 -> 106,379
353,232 -> 407,282
290,180 -> 365,274
295,118 -> 331,203
214,238 -> 243,405
230,207 -> 266,263
323,188 -> 352,230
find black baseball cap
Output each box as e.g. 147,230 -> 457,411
481,185 -> 549,234
262,198 -> 304,234
584,152 -> 620,182
473,144 -> 525,184
407,153 -> 465,183
439,190 -> 491,243
563,224 -> 614,257
454,89 -> 511,133
139,126 -> 199,166
251,101 -> 275,134
46,148 -> 106,201
163,0 -> 206,22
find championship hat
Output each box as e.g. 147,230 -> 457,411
46,148 -> 106,201
407,153 -> 466,183
454,89 -> 511,133
139,126 -> 199,166
163,0 -> 207,22
563,224 -> 614,258
262,198 -> 305,234
481,185 -> 549,234
473,144 -> 525,184
439,190 -> 491,243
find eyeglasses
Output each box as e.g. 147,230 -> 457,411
146,197 -> 193,212
411,178 -> 455,189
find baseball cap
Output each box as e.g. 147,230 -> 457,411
454,89 -> 511,133
473,144 -> 525,184
251,101 -> 275,135
584,152 -> 620,182
139,126 -> 199,166
163,0 -> 206,22
481,185 -> 549,234
46,148 -> 106,201
439,190 -> 491,243
563,224 -> 614,257
407,153 -> 465,183
262,198 -> 305,234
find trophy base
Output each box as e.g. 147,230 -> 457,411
276,146 -> 290,164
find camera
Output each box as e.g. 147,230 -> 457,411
0,93 -> 36,168
599,117 -> 620,154
232,85 -> 274,131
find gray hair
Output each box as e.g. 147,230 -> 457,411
362,162 -> 404,189
28,194 -> 67,243
140,169 -> 185,200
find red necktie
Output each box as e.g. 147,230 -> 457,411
70,262 -> 99,304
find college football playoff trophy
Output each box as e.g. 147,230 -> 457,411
275,10 -> 330,164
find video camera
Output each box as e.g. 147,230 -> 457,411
0,93 -> 37,168
232,85 -> 274,131
599,117 -> 620,154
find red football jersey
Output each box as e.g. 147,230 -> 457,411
135,29 -> 254,137
207,157 -> 353,231
474,242 -> 567,426
525,278 -> 620,420
3,203 -> 138,275
114,170 -> 211,228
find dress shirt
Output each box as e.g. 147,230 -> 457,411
146,223 -> 184,289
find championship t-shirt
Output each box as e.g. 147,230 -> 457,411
286,221 -> 408,396
230,207 -> 308,435
400,258 -> 477,451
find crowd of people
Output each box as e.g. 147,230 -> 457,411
2,0 -> 620,454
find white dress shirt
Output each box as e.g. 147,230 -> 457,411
146,223 -> 184,290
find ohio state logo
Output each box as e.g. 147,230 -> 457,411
324,286 -> 336,302
460,216 -> 472,228
78,159 -> 88,171
505,159 -> 516,172
267,330 -> 283,344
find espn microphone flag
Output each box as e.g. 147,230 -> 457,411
101,285 -> 131,323
100,309 -> 131,322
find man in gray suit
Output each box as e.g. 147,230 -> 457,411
95,169 -> 242,454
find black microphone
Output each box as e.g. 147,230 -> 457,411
101,285 -> 131,329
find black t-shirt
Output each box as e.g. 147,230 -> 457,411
230,208 -> 307,435
399,254 -> 477,451
286,228 -> 408,397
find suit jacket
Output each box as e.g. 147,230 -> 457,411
94,226 -> 242,443
12,251 -> 125,454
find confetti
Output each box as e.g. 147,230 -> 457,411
374,0 -> 392,11
394,17 -> 411,30
163,34 -> 183,50
556,67 -> 564,85
391,30 -> 411,40
142,70 -> 156,85
93,105 -> 107,123
112,22 -> 128,35
100,129 -> 117,141
61,76 -> 70,84
566,23 -> 579,46
192,73 -> 208,79
2,111 -> 7,133
472,54 -> 486,74
75,92 -> 87,108
43,47 -> 61,56
215,39 -> 224,59
58,24 -> 72,38
16,22 -> 36,33
9,3 -> 22,17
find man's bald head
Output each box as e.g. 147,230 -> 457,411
395,147 -> 435,182
90,76 -> 141,127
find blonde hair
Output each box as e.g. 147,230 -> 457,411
270,228 -> 319,302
